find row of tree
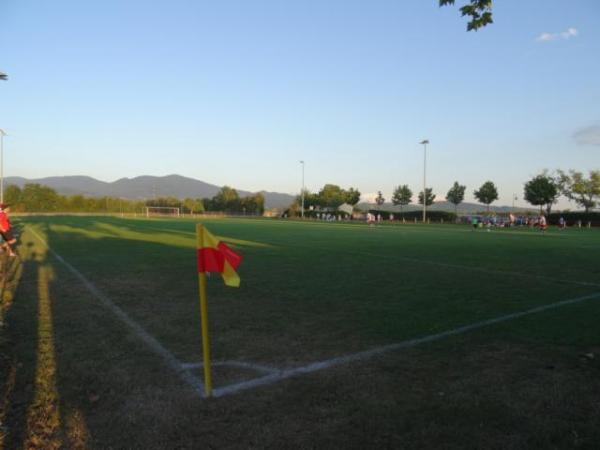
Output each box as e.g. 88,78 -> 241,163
141,186 -> 265,214
517,170 -> 600,214
4,183 -> 265,215
370,181 -> 498,214
4,184 -> 147,213
371,170 -> 600,215
296,184 -> 361,209
202,186 -> 265,214
296,170 -> 599,215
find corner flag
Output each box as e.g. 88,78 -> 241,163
196,224 -> 243,287
195,223 -> 243,397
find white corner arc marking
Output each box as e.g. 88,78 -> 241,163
29,228 -> 206,397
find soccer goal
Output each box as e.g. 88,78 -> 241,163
145,206 -> 181,218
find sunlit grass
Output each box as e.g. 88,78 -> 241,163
49,221 -> 270,250
0,226 -> 91,449
25,264 -> 62,450
65,408 -> 89,449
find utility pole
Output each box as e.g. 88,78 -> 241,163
420,140 -> 429,223
1,72 -> 7,204
300,160 -> 305,218
0,129 -> 6,204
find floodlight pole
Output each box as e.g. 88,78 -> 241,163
0,129 -> 6,204
420,140 -> 429,223
1,73 -> 7,204
300,160 -> 305,218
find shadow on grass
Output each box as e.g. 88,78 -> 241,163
1,226 -> 89,449
2,219 -> 220,448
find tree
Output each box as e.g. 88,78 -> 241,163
318,184 -> 346,208
68,195 -> 87,212
473,181 -> 498,212
344,187 -> 361,206
212,186 -> 240,212
392,185 -> 412,218
523,174 -> 559,215
375,191 -> 385,206
296,189 -> 320,210
439,0 -> 493,31
240,193 -> 265,215
202,197 -> 215,211
20,183 -> 61,212
418,188 -> 436,206
446,181 -> 466,215
557,170 -> 600,212
5,185 -> 22,210
183,198 -> 204,214
254,193 -> 265,214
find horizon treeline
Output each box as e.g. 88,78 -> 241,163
293,170 -> 600,215
4,183 -> 265,214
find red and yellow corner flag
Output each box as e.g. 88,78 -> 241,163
196,224 -> 243,287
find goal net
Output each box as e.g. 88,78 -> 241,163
145,206 -> 181,218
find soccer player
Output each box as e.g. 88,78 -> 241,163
539,214 -> 548,233
0,203 -> 17,257
367,213 -> 375,226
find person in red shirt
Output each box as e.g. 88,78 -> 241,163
0,203 -> 16,257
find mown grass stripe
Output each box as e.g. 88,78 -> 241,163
213,291 -> 600,397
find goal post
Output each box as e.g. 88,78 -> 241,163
145,206 -> 181,218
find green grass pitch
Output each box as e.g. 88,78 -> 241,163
17,216 -> 600,362
3,215 -> 600,448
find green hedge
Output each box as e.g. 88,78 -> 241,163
547,212 -> 600,227
368,209 -> 457,222
304,210 -> 353,219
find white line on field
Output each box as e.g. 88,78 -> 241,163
213,291 -> 600,397
28,228 -> 206,397
27,226 -> 600,400
351,251 -> 600,288
181,360 -> 278,374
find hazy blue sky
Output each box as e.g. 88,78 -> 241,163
0,0 -> 599,207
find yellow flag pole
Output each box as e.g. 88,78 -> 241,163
196,224 -> 213,397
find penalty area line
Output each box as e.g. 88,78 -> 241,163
28,228 -> 206,397
337,249 -> 600,289
213,291 -> 600,398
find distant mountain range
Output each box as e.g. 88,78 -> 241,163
5,175 -> 535,213
5,175 -> 296,209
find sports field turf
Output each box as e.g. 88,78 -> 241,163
1,216 -> 600,448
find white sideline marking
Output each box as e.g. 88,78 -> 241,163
346,250 -> 600,288
29,228 -> 206,397
213,291 -> 600,397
